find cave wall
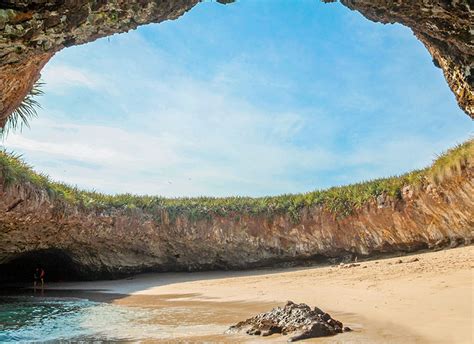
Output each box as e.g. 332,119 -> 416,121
1,163 -> 472,280
0,0 -> 473,123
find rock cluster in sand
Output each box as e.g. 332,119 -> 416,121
227,301 -> 351,342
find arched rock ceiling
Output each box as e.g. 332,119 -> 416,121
0,0 -> 473,127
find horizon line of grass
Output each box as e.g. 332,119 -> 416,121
0,138 -> 472,222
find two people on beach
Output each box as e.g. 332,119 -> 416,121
34,266 -> 45,289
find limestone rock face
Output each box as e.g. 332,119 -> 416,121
0,163 -> 472,281
0,0 -> 473,123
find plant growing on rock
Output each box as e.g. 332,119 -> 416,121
0,81 -> 44,139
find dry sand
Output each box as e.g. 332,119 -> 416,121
46,246 -> 474,343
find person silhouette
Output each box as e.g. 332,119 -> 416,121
33,266 -> 40,290
39,266 -> 45,288
33,266 -> 45,290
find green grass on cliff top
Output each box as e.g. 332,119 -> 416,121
0,139 -> 472,221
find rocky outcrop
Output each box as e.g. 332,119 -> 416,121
227,301 -> 350,341
0,156 -> 472,281
0,0 -> 473,123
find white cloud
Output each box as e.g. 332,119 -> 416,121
3,69 -> 343,197
6,120 -> 183,167
7,134 -> 118,163
41,65 -> 109,93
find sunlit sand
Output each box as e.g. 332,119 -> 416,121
43,246 -> 473,343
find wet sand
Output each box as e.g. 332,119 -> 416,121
44,246 -> 473,343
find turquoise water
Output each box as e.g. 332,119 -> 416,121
0,292 -> 225,342
0,295 -> 126,342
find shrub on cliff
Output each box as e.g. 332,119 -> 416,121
0,139 -> 472,223
0,81 -> 43,139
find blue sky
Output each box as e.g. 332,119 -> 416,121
2,0 -> 472,197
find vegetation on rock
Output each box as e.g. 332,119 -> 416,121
0,139 -> 472,222
0,81 -> 43,138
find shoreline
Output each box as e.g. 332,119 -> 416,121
6,246 -> 474,343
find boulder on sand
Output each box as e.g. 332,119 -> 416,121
227,301 -> 351,342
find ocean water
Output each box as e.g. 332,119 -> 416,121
1,294 -> 134,342
0,292 -> 225,342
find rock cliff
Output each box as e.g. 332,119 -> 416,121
1,142 -> 472,281
0,0 -> 473,124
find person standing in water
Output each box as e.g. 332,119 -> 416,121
33,266 -> 45,290
40,266 -> 45,287
33,267 -> 40,290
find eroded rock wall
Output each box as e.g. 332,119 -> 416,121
1,163 -> 472,279
1,0 -> 473,123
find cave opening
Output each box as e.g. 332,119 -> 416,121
0,249 -> 81,283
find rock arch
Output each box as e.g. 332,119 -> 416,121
0,0 -> 472,126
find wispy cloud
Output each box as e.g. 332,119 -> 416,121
41,64 -> 110,93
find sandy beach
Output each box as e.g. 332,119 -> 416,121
43,246 -> 473,343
